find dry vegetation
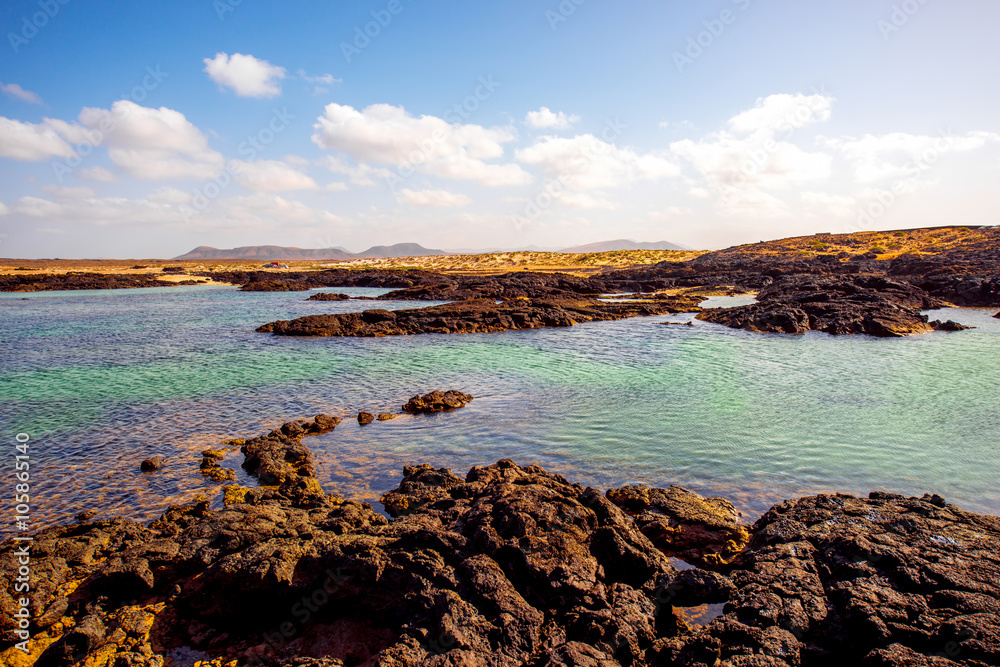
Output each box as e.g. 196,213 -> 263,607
0,249 -> 706,278
711,226 -> 993,261
2,227 -> 993,279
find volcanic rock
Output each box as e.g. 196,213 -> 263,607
140,457 -> 165,472
402,390 -> 474,414
697,275 -> 944,337
308,293 -> 351,301
606,484 -> 750,568
258,295 -> 703,337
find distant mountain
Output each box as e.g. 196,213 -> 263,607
174,243 -> 446,261
559,239 -> 688,253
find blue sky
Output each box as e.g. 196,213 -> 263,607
1,0 -> 998,257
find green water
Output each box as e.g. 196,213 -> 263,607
1,286 -> 998,531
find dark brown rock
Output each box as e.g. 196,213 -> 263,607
258,295 -> 703,337
139,457 -> 164,472
402,390 -> 474,414
697,275 -> 943,337
307,293 -> 351,301
930,319 -> 974,331
357,411 -> 375,425
606,484 -> 750,568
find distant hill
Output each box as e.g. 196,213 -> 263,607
559,239 -> 688,253
174,243 -> 446,261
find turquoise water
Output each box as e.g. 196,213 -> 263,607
2,285 -> 998,533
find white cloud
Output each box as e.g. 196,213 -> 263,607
41,185 -> 96,199
1,83 -> 44,105
3,190 -> 345,231
717,188 -> 792,219
312,103 -> 531,187
321,155 -> 394,187
525,107 -> 580,130
399,188 -> 471,207
0,117 -> 76,161
77,166 -> 118,183
800,191 -> 855,218
144,186 -> 193,205
0,202 -> 8,215
558,192 -> 618,210
231,159 -> 318,191
822,131 -> 1000,183
671,133 -> 832,191
203,53 -> 287,98
670,93 -> 835,193
78,101 -> 224,180
516,134 -> 680,190
297,70 -> 341,95
728,93 -> 834,136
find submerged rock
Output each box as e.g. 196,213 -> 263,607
139,457 -> 165,472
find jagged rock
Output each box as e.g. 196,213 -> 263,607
258,296 -> 702,337
402,390 -> 474,414
5,416 -> 999,666
606,484 -> 750,568
930,319 -> 974,331
697,275 -> 943,337
357,411 -> 375,425
378,413 -> 398,421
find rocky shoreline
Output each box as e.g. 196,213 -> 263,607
2,393 -> 998,667
258,296 -> 703,337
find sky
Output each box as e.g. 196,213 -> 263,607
0,0 -> 998,258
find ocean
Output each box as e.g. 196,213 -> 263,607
2,285 -> 998,537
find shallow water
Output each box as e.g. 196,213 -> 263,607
2,285 -> 998,536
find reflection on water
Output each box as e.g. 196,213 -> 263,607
2,286 -> 999,537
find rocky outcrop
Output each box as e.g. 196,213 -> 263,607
307,293 -> 352,301
689,491 -> 1000,666
0,273 -> 177,292
258,296 -> 703,337
402,390 -> 474,414
697,275 -> 952,337
607,485 -> 750,568
930,320 -> 975,332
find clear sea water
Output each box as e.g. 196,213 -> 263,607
1,285 -> 998,536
